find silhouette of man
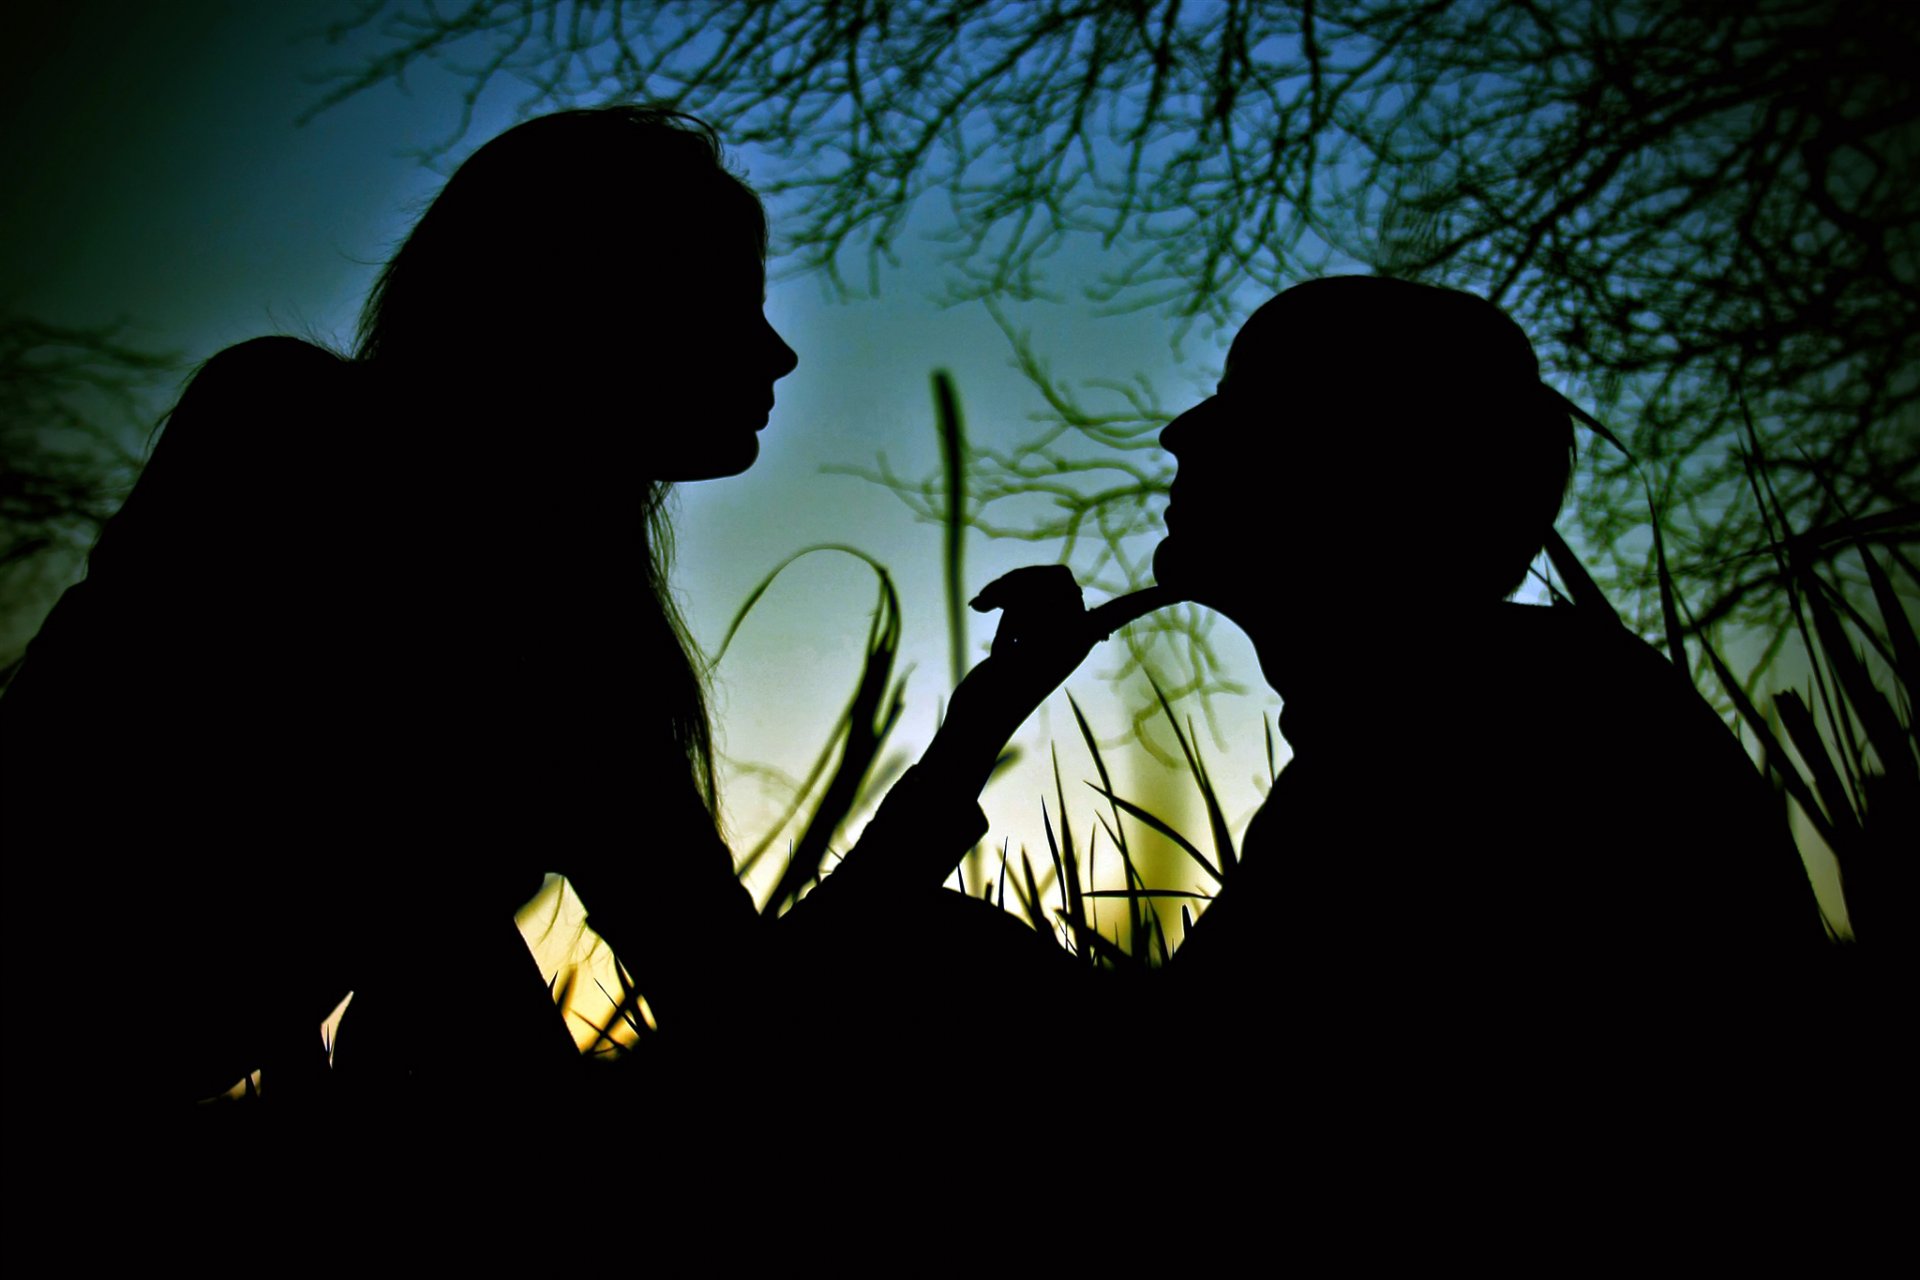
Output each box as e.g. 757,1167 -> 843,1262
1144,278 -> 1825,1091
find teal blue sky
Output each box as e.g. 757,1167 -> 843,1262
4,0 -> 1292,912
5,2 -> 1861,940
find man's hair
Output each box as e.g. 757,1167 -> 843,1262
1232,276 -> 1576,600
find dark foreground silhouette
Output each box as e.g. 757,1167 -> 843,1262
0,109 -> 1097,1221
0,107 -> 1858,1220
828,278 -> 1846,1167
1125,278 -> 1833,1127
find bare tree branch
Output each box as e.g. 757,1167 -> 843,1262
0,316 -> 175,668
308,0 -> 1920,657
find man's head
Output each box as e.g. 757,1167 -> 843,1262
1153,276 -> 1575,624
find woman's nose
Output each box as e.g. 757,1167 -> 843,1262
767,320 -> 798,381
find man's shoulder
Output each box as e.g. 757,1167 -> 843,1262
1491,602 -> 1709,720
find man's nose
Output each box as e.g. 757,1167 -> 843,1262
1160,400 -> 1207,455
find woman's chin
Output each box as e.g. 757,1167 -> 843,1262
663,435 -> 760,482
715,436 -> 760,477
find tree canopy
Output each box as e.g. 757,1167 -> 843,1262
0,318 -> 168,671
310,0 -> 1918,653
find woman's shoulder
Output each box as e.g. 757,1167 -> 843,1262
192,334 -> 350,381
172,337 -> 355,421
139,338 -> 370,504
154,337 -> 360,461
86,337 -> 373,588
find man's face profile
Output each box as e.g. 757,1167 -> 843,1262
1154,314 -> 1350,620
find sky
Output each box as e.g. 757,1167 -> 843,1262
2,0 -> 1292,984
4,1 -> 1851,1025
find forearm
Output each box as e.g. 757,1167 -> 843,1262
799,752 -> 994,913
567,838 -> 764,1036
783,577 -> 1171,913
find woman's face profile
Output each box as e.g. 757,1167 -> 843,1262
654,245 -> 798,482
569,228 -> 799,483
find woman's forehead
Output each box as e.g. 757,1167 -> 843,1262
639,224 -> 765,287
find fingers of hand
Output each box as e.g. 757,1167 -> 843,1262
969,564 -> 1083,615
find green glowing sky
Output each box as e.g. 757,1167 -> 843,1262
3,0 -> 1287,925
8,1 -> 1848,944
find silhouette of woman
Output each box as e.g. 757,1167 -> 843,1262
0,108 -> 1105,1138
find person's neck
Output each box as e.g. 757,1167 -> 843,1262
1234,594 -> 1488,738
1252,625 -> 1384,711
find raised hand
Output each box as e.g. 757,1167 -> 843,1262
970,564 -> 1096,711
928,569 -> 1175,788
835,571 -> 1177,896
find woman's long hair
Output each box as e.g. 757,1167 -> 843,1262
353,107 -> 771,827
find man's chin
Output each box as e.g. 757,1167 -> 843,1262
1151,537 -> 1188,595
1153,536 -> 1233,616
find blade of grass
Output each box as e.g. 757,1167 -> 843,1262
1084,889 -> 1211,899
1068,693 -> 1144,953
549,965 -> 576,1020
1149,897 -> 1172,966
1098,810 -> 1149,961
1689,600 -> 1846,856
1146,673 -> 1237,875
1787,558 -> 1889,777
1810,575 -> 1902,675
719,545 -> 905,887
934,370 -> 968,692
763,562 -> 909,913
1264,714 -> 1279,787
710,543 -> 891,664
735,731 -> 845,883
1859,548 -> 1920,713
1041,795 -> 1090,964
1014,846 -> 1054,937
1737,402 -> 1866,807
1067,692 -> 1125,850
1088,783 -> 1222,884
1543,528 -> 1620,621
1051,748 -> 1093,962
1788,469 -> 1919,785
1558,392 -> 1634,459
1060,916 -> 1135,970
1775,690 -> 1861,841
1796,455 -> 1920,708
1646,480 -> 1690,668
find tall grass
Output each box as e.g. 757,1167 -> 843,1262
553,378 -> 1914,1069
935,370 -> 969,694
217,366 -> 1912,1092
1689,410 -> 1917,949
1003,422 -> 1904,971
